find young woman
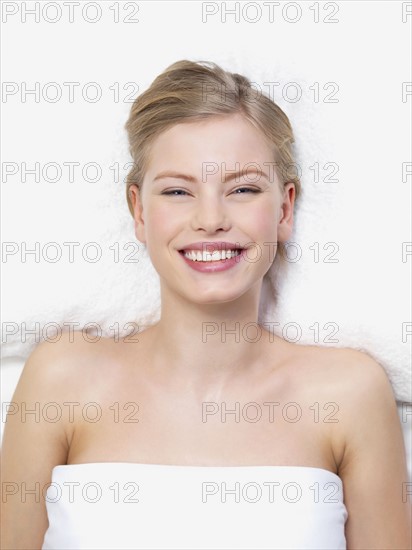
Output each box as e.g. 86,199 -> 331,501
2,60 -> 411,549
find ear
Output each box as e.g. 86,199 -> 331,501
129,184 -> 146,245
277,182 -> 296,243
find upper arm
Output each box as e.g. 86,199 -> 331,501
337,351 -> 412,549
1,335 -> 79,549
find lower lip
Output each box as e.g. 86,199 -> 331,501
178,249 -> 247,273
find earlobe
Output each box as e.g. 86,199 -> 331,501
135,224 -> 146,246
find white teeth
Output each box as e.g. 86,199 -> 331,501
183,249 -> 241,262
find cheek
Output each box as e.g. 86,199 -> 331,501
144,203 -> 179,244
250,202 -> 278,236
246,203 -> 278,262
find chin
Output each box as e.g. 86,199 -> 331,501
185,284 -> 253,305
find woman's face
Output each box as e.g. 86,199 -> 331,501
129,112 -> 295,304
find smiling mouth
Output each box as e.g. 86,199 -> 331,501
178,249 -> 243,262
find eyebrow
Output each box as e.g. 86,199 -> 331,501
152,169 -> 269,183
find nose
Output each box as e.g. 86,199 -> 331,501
190,192 -> 231,233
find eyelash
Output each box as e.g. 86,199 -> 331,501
161,187 -> 261,196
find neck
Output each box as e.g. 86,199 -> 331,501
142,278 -> 277,398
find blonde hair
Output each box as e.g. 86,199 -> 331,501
124,59 -> 301,261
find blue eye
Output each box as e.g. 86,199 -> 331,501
162,189 -> 188,196
233,187 -> 261,194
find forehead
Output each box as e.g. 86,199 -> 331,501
145,113 -> 274,175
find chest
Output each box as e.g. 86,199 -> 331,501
66,378 -> 338,470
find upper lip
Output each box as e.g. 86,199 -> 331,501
179,241 -> 245,252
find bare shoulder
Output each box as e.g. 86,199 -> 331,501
21,330 -> 127,391
296,343 -> 405,462
324,345 -> 391,381
26,328 -> 119,363
285,341 -> 394,400
318,346 -> 402,459
314,344 -> 396,409
274,341 -> 400,466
